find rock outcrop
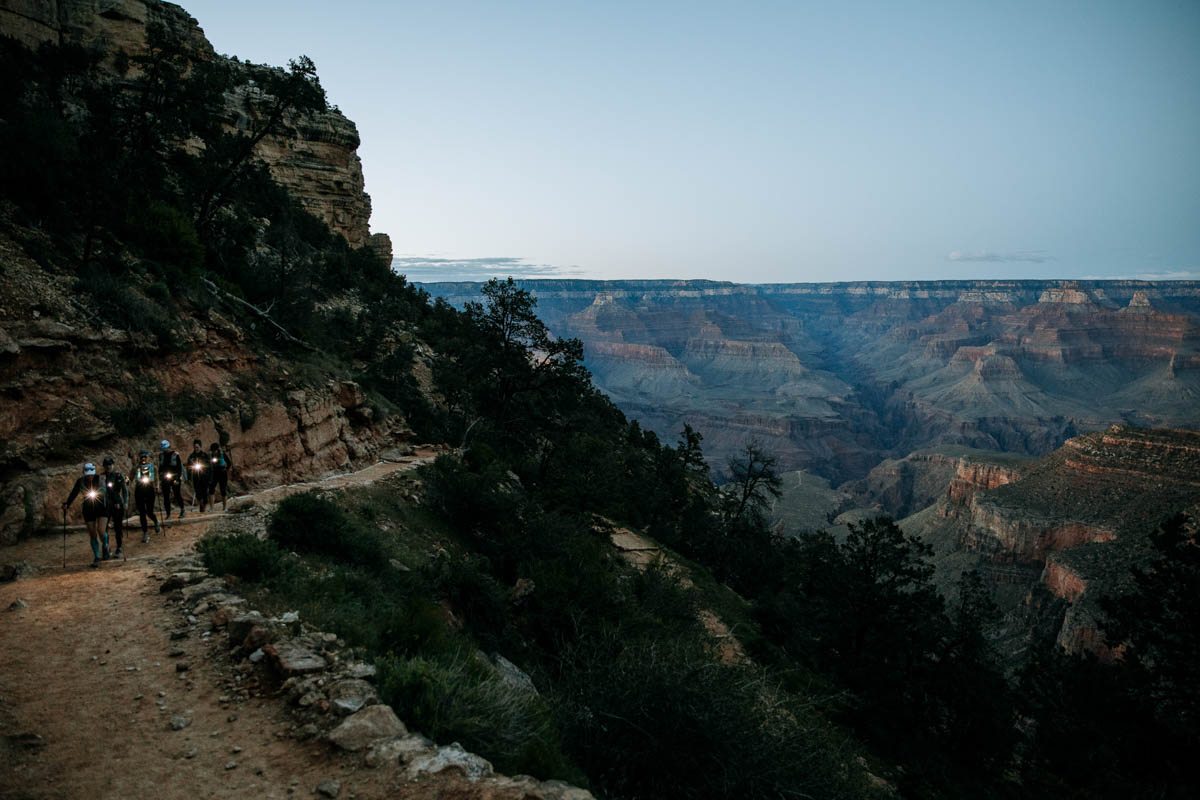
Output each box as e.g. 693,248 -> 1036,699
0,0 -> 378,249
0,219 -> 410,543
903,427 -> 1200,657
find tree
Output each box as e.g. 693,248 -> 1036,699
723,439 -> 782,523
193,56 -> 328,230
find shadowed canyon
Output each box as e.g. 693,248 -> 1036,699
423,279 -> 1200,483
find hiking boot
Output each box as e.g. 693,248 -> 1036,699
113,549 -> 123,559
142,532 -> 150,544
179,510 -> 186,519
154,520 -> 161,533
90,557 -> 100,569
102,548 -> 111,560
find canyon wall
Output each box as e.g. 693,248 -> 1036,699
0,226 -> 413,543
423,279 -> 1200,482
0,0 -> 376,247
903,427 -> 1200,657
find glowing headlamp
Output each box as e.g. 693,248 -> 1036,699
86,490 -> 99,501
192,464 -> 202,472
106,482 -> 113,488
164,473 -> 173,480
141,477 -> 150,485
212,457 -> 218,463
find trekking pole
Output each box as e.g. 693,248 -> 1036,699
62,509 -> 67,569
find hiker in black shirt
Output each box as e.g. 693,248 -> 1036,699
208,442 -> 233,511
186,439 -> 211,513
100,456 -> 128,558
131,450 -> 160,543
62,462 -> 108,568
159,440 -> 185,520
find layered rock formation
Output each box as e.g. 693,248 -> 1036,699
903,426 -> 1200,657
0,0 -> 376,247
0,224 -> 411,543
423,279 -> 1200,480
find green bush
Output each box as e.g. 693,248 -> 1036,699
198,533 -> 285,582
425,553 -> 510,651
376,651 -> 577,781
269,492 -> 386,568
553,634 -> 869,800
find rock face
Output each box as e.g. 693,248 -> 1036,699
0,223 -> 410,543
903,426 -> 1200,657
0,0 -> 376,248
423,279 -> 1200,482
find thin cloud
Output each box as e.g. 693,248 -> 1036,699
946,249 -> 1053,264
1081,269 -> 1200,281
393,256 -> 584,282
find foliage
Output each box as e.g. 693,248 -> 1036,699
376,651 -> 575,780
198,532 -> 286,583
722,439 -> 783,523
1018,514 -> 1200,798
553,634 -> 868,800
268,493 -> 386,568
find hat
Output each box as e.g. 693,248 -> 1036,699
138,450 -> 149,458
83,462 -> 96,475
102,456 -> 114,466
160,439 -> 170,451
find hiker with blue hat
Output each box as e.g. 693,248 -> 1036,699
158,439 -> 185,521
62,462 -> 109,568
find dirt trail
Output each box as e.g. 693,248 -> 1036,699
605,524 -> 748,665
0,454 -> 436,800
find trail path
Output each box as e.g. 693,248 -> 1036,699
0,452 -> 437,800
606,525 -> 748,665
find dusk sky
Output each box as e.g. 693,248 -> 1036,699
197,1 -> 1200,284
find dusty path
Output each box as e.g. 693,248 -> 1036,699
0,454 -> 436,800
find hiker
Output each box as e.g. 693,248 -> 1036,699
186,439 -> 210,513
131,450 -> 160,543
62,462 -> 108,568
159,440 -> 185,520
100,457 -> 129,558
208,441 -> 232,511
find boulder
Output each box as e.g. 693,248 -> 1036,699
326,679 -> 378,716
492,654 -> 537,696
326,705 -> 406,752
180,578 -> 226,602
265,640 -> 326,676
407,742 -> 493,782
227,611 -> 266,644
159,571 -> 207,593
241,625 -> 275,653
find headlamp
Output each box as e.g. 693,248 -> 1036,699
192,464 -> 202,471
86,490 -> 98,500
212,457 -> 218,463
106,482 -> 113,488
141,477 -> 150,485
165,473 -> 172,480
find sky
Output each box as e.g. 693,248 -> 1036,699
195,1 -> 1200,284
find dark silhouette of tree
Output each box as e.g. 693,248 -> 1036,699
723,439 -> 782,523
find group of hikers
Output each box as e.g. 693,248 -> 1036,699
62,439 -> 233,568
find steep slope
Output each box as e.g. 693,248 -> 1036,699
901,426 -> 1200,657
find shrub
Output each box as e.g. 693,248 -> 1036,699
269,492 -> 386,568
553,634 -> 869,800
376,651 -> 576,781
198,533 -> 285,583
